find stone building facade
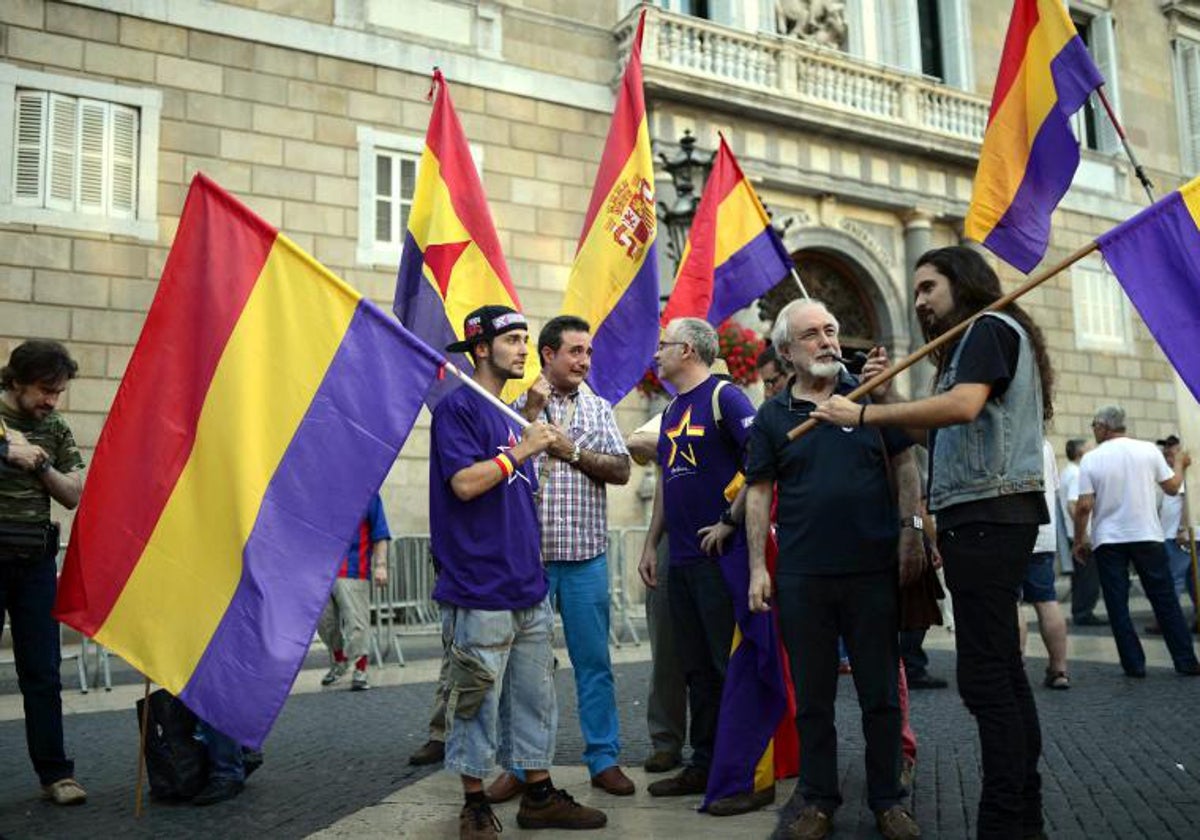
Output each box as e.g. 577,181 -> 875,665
1,0 -> 1198,547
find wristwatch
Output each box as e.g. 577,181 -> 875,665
720,507 -> 738,527
569,443 -> 582,464
900,515 -> 923,531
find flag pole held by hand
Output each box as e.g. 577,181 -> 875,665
786,240 -> 1099,441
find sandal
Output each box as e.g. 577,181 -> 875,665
1043,670 -> 1071,690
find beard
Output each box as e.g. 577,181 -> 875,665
805,359 -> 842,379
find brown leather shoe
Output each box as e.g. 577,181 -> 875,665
408,739 -> 444,766
783,805 -> 832,840
459,800 -> 501,840
706,784 -> 775,816
876,805 -> 921,840
485,771 -> 526,804
647,765 -> 708,797
643,750 -> 682,773
516,788 -> 607,830
590,765 -> 635,796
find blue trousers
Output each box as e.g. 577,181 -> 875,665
1094,541 -> 1199,674
514,554 -> 619,778
0,553 -> 73,785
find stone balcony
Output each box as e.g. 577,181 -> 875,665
620,6 -> 989,165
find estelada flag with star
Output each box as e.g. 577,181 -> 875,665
394,68 -> 538,405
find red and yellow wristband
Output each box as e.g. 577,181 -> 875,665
492,453 -> 515,479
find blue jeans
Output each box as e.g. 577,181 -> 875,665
195,720 -> 245,782
441,598 -> 557,780
0,552 -> 74,785
1094,542 -> 1199,674
1165,540 -> 1198,612
547,554 -> 619,776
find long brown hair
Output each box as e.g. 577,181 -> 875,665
916,247 -> 1054,421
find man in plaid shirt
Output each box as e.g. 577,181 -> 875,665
485,315 -> 635,802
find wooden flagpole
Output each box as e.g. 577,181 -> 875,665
786,239 -> 1099,441
441,361 -> 530,429
1095,85 -> 1155,204
134,676 -> 151,817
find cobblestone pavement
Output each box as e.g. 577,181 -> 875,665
2,614 -> 1199,838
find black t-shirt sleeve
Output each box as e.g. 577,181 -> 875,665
744,410 -> 778,484
953,317 -> 1020,398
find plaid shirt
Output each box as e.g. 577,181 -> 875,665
515,386 -> 628,563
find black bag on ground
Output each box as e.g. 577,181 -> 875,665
136,689 -> 209,801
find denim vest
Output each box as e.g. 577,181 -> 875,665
928,311 -> 1045,512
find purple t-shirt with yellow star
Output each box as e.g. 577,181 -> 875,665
657,376 -> 756,566
429,384 -> 546,610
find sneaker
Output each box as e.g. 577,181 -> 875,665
192,777 -> 244,806
42,778 -> 87,806
459,800 -> 502,840
783,805 -> 832,840
351,670 -> 370,691
876,805 -> 921,840
642,750 -> 682,773
647,765 -> 708,797
706,784 -> 775,816
516,787 -> 607,830
408,739 -> 445,766
321,660 -> 349,685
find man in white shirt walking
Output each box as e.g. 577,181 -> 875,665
1072,405 -> 1198,677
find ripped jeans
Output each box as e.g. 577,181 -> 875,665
440,598 -> 558,780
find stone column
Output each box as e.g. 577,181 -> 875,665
903,209 -> 933,353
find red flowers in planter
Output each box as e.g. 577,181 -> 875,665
636,320 -> 765,398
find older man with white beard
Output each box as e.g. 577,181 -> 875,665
745,299 -> 923,840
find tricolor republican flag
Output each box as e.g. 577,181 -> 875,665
661,135 -> 792,327
394,69 -> 537,403
561,10 -> 660,403
965,0 -> 1104,272
55,174 -> 441,747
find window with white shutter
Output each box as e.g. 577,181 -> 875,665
1072,255 -> 1131,353
356,126 -> 483,267
1,63 -> 159,239
1068,9 -> 1121,155
1174,38 -> 1200,174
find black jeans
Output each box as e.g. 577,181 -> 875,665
0,552 -> 74,785
941,522 -> 1041,840
899,629 -> 929,678
1069,537 -> 1103,621
776,569 -> 902,813
668,559 -> 734,772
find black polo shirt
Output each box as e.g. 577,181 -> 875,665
745,371 -> 913,576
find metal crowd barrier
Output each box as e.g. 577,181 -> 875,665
607,526 -> 647,647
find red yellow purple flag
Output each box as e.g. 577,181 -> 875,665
965,0 -> 1104,272
54,174 -> 441,747
560,11 -> 659,403
394,69 -> 537,403
661,135 -> 792,327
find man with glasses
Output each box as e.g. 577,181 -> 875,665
757,344 -> 788,400
636,317 -> 761,810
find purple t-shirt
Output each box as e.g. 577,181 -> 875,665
657,376 -> 755,565
429,385 -> 546,610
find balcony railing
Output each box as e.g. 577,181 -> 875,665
621,6 -> 988,146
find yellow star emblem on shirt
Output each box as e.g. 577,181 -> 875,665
664,406 -> 706,468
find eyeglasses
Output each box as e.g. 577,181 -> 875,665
762,373 -> 785,389
656,341 -> 686,351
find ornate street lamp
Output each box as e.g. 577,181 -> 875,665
656,130 -> 715,271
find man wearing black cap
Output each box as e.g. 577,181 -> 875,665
430,305 -> 606,839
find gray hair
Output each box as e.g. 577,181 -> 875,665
1093,404 -> 1126,431
772,298 -> 838,347
666,317 -> 719,366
